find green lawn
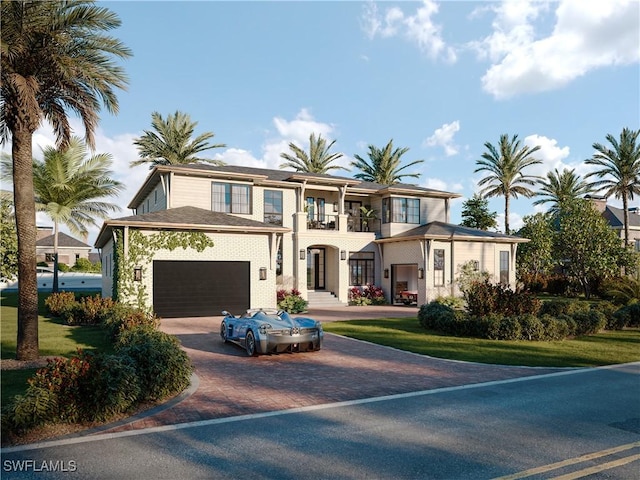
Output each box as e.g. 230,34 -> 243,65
1,292 -> 113,406
323,317 -> 640,367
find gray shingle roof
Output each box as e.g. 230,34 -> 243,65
95,206 -> 289,248
112,206 -> 289,230
36,232 -> 91,248
377,221 -> 528,243
603,205 -> 640,228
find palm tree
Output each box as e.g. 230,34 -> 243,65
34,138 -> 123,290
279,133 -> 346,174
474,134 -> 542,234
131,111 -> 226,169
1,0 -> 131,360
351,139 -> 423,184
533,168 -> 592,214
585,128 -> 640,247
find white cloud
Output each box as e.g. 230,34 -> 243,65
473,0 -> 639,99
424,121 -> 461,156
216,109 -> 352,172
361,0 -> 456,62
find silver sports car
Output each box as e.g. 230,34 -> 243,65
220,309 -> 323,356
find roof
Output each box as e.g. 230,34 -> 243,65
602,205 -> 640,229
95,206 -> 290,248
128,164 -> 461,209
36,232 -> 92,249
375,221 -> 529,244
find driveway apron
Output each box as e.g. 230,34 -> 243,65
100,307 -> 564,434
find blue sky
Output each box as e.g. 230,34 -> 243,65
6,0 -> 640,246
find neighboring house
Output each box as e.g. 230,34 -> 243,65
36,227 -> 92,266
95,165 -> 529,318
588,196 -> 640,251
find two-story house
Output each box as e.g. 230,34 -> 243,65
95,165 -> 528,317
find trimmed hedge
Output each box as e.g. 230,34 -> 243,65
418,296 -> 635,341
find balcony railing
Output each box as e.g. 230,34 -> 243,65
307,213 -> 338,230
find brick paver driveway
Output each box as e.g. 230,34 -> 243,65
102,307 -> 564,434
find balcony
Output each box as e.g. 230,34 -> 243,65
307,213 -> 338,230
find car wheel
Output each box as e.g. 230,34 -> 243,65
220,321 -> 229,343
245,330 -> 257,357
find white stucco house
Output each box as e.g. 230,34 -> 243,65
95,165 -> 528,317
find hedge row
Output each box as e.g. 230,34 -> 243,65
2,294 -> 192,437
418,299 -> 640,341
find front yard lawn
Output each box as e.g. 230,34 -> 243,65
323,317 -> 640,367
1,292 -> 113,407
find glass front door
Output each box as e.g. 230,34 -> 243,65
307,248 -> 326,290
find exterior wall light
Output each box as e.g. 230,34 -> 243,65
134,267 -> 142,282
259,267 -> 267,280
384,268 -> 389,279
418,268 -> 424,279
300,249 -> 306,260
340,250 -> 347,261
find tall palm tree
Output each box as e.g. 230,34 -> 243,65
351,139 -> 423,184
34,138 -> 123,290
585,127 -> 640,247
533,168 -> 592,214
474,134 -> 542,234
131,111 -> 226,169
1,0 -> 131,360
279,133 -> 346,174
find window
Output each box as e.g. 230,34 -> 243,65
45,253 -> 55,262
317,198 -> 325,222
349,251 -> 374,286
306,197 -> 315,221
382,197 -> 420,224
434,249 -> 445,286
212,182 -> 251,214
264,190 -> 283,225
635,239 -> 640,252
154,189 -> 158,204
500,251 -> 509,284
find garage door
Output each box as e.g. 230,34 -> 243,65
153,260 -> 250,318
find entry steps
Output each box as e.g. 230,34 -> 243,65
306,290 -> 347,307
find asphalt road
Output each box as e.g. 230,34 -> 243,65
2,363 -> 639,480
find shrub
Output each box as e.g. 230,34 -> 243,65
418,302 -> 456,330
44,291 -> 77,317
539,314 -> 570,340
78,353 -> 140,421
539,299 -> 590,317
518,314 -> 545,341
599,276 -> 640,305
572,311 -> 607,336
349,287 -> 371,306
349,285 -> 386,306
612,304 -> 640,329
71,257 -> 101,273
486,315 -> 522,341
433,296 -> 465,310
102,303 -> 160,339
116,327 -> 192,402
25,350 -> 93,423
64,295 -> 116,325
464,281 -> 540,317
277,289 -> 308,313
2,386 -> 59,434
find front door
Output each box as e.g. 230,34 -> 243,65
307,248 -> 326,290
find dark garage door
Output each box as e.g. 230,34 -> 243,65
153,260 -> 250,318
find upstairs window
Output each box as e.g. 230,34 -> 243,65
212,182 -> 251,214
382,197 -> 420,224
264,190 -> 283,226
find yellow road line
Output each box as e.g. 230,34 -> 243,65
550,453 -> 640,480
492,441 -> 640,480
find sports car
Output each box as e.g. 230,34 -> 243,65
220,309 -> 323,356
